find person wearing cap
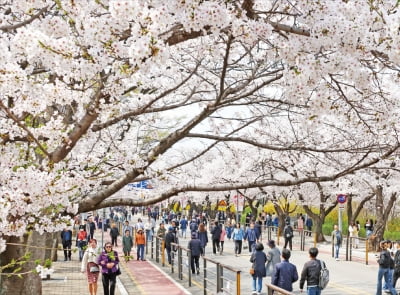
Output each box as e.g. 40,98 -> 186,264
188,232 -> 202,275
135,228 -> 146,261
165,226 -> 178,264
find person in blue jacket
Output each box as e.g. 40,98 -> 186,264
272,248 -> 299,292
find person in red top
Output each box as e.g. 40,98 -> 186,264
77,228 -> 88,261
135,229 -> 146,261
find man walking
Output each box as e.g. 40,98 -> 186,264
272,248 -> 298,292
61,227 -> 72,261
188,232 -> 202,275
300,247 -> 322,295
331,225 -> 342,261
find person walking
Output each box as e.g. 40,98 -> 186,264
232,223 -> 244,257
250,242 -> 267,295
135,228 -> 146,261
376,240 -> 397,295
98,242 -> 120,295
283,221 -> 294,250
297,214 -> 304,236
109,223 -> 119,247
219,224 -> 226,255
305,216 -> 313,236
265,240 -> 281,277
165,226 -> 178,264
211,221 -> 222,255
122,221 -> 133,236
77,227 -> 88,261
331,225 -> 342,261
197,223 -> 208,256
122,229 -> 133,262
180,216 -> 188,238
244,223 -> 259,253
272,248 -> 298,292
61,227 -> 73,261
300,247 -> 323,295
81,239 -> 100,295
188,232 -> 202,275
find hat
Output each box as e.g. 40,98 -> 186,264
168,226 -> 174,231
268,240 -> 275,247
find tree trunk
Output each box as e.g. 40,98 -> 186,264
372,187 -> 397,251
0,231 -> 55,295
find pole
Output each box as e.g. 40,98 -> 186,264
101,208 -> 106,248
338,205 -> 343,233
236,196 -> 239,225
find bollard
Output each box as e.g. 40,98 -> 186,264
366,239 -> 369,265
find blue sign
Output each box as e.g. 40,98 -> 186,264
337,194 -> 347,204
127,180 -> 153,190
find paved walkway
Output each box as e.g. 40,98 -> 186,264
42,214 -> 397,295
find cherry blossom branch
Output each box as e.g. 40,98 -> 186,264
0,100 -> 50,158
0,6 -> 49,32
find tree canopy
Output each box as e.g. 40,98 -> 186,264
1,0 -> 400,252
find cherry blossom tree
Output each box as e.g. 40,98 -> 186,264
1,1 -> 400,292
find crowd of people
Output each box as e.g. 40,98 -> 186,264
62,208 -> 400,295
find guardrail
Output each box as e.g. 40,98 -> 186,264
265,283 -> 295,295
150,236 -> 241,295
331,235 -> 372,265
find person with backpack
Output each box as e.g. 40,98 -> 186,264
300,247 -> 326,295
189,219 -> 198,235
283,221 -> 294,250
376,240 -> 397,295
331,224 -> 342,261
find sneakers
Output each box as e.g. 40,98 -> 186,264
335,258 -> 339,261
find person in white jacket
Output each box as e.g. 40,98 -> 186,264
81,239 -> 100,295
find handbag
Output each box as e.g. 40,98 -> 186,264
249,267 -> 255,275
115,264 -> 121,276
89,265 -> 99,273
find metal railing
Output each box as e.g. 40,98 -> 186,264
149,235 -> 241,295
265,283 -> 295,295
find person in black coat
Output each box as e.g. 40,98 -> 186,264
188,232 -> 202,275
165,226 -> 178,264
250,242 -> 267,295
272,248 -> 298,292
211,221 -> 222,255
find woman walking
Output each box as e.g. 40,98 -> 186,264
81,239 -> 100,295
250,242 -> 267,295
197,223 -> 208,256
98,242 -> 120,295
232,223 -> 244,257
122,229 -> 133,262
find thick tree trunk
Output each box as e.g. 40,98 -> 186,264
372,187 -> 396,251
0,231 -> 55,295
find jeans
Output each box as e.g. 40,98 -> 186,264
248,240 -> 256,253
383,268 -> 394,289
334,244 -> 340,259
190,255 -> 200,273
234,240 -> 242,254
252,276 -> 263,292
376,267 -> 397,295
137,244 -> 145,260
307,286 -> 321,295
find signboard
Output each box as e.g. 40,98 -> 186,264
232,194 -> 244,212
337,194 -> 347,204
218,200 -> 227,211
127,180 -> 153,190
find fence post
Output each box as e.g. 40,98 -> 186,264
346,235 -> 349,261
366,239 -> 369,265
156,237 -> 159,263
203,258 -> 207,295
236,271 -> 241,295
216,263 -> 221,293
178,247 -> 183,280
188,250 -> 192,287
